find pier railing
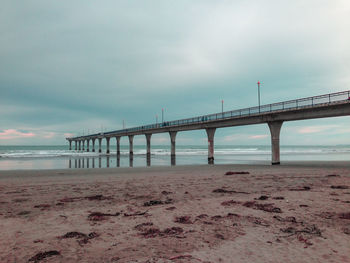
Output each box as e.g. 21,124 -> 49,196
73,90 -> 350,139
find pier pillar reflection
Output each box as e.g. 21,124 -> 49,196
98,138 -> 102,153
106,137 -> 110,154
117,155 -> 120,167
128,135 -> 134,155
268,121 -> 283,165
116,137 -> 121,156
206,128 -> 216,164
92,139 -> 96,152
69,159 -> 72,168
129,154 -> 133,167
92,157 -> 95,168
98,157 -> 101,168
106,156 -> 110,168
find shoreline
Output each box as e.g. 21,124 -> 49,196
1,162 -> 350,262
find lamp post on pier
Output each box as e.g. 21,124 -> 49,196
257,80 -> 261,112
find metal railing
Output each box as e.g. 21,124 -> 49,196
70,90 -> 350,139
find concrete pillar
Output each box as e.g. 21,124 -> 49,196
116,137 -> 121,156
145,134 -> 152,156
78,141 -> 81,151
206,128 -> 216,164
128,135 -> 134,155
82,140 -> 85,151
145,134 -> 152,167
69,140 -> 72,150
268,121 -> 283,165
92,139 -> 95,152
86,139 -> 90,152
169,131 -> 177,157
106,137 -> 110,154
98,138 -> 102,153
75,141 -> 77,151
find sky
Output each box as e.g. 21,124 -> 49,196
1,0 -> 350,146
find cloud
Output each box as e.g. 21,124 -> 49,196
297,125 -> 338,134
0,129 -> 35,140
250,135 -> 268,139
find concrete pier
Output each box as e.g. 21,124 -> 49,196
98,138 -> 102,153
268,121 -> 283,165
86,139 -> 90,152
67,90 -> 350,166
116,137 -> 121,156
92,139 -> 95,152
206,128 -> 216,164
69,140 -> 72,150
106,137 -> 110,154
129,135 -> 134,155
82,140 -> 85,151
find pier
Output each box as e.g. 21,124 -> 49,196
66,90 -> 350,165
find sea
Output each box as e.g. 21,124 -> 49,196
0,145 -> 349,170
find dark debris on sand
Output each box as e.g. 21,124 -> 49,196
88,212 -> 120,221
144,198 -> 173,207
331,185 -> 349,190
339,212 -> 350,220
174,216 -> 193,224
213,188 -> 249,194
225,171 -> 250,175
243,201 -> 282,213
28,250 -> 60,262
139,226 -> 184,238
60,231 -> 98,245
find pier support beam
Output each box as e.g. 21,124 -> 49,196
92,139 -> 95,152
98,138 -> 102,153
78,140 -> 81,151
145,134 -> 152,166
69,140 -> 72,150
75,141 -> 77,151
129,135 -> 134,155
82,140 -> 85,151
169,132 -> 177,157
145,134 -> 152,156
169,132 -> 177,166
206,128 -> 216,164
268,121 -> 283,165
86,139 -> 90,152
106,137 -> 110,154
116,137 -> 121,156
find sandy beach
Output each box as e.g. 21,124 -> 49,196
1,162 -> 350,262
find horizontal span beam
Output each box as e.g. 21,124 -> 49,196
69,102 -> 350,140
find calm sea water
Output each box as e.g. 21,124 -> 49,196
0,145 -> 349,170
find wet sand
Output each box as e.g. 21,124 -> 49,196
0,162 -> 350,262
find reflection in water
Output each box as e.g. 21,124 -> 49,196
208,158 -> 214,165
171,155 -> 176,166
117,154 -> 120,167
69,153 -> 205,169
147,153 -> 151,167
129,153 -> 133,167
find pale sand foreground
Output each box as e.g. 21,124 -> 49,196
0,163 -> 350,263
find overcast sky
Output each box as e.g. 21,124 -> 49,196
1,0 -> 350,146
